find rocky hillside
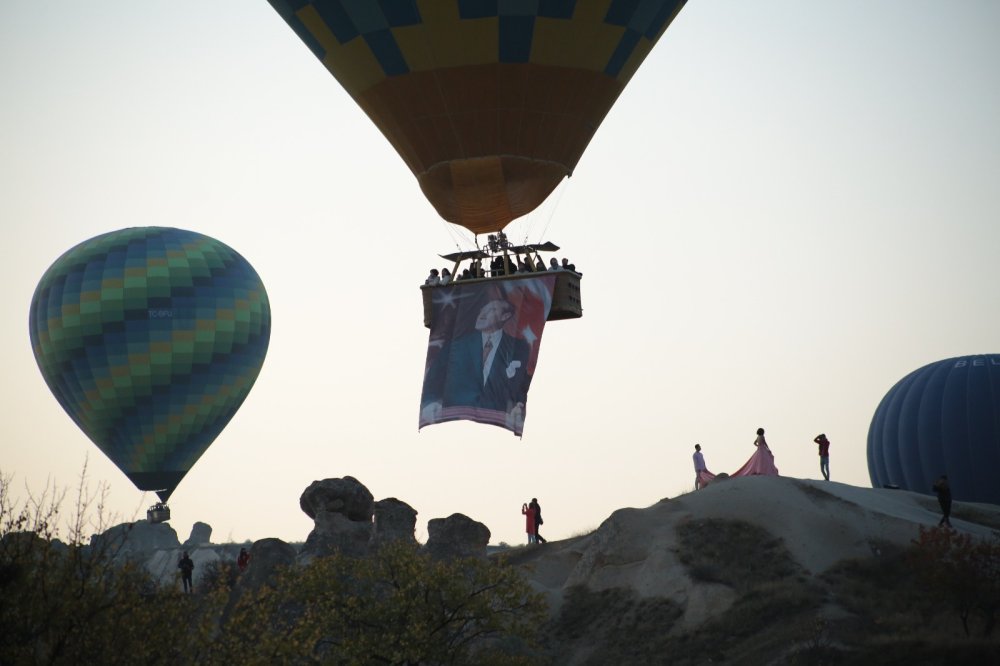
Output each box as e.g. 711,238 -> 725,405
508,476 -> 1000,664
96,475 -> 1000,664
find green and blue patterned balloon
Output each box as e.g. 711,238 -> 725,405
29,227 -> 271,502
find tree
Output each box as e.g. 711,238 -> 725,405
911,526 -> 1000,637
0,467 -> 224,664
215,541 -> 548,665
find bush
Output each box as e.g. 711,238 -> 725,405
910,526 -> 1000,637
675,518 -> 801,590
0,468 -> 224,665
214,541 -> 548,665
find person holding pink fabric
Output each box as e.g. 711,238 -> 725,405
693,444 -> 708,489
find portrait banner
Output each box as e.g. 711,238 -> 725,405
419,274 -> 556,436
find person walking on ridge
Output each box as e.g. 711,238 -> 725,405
932,475 -> 953,527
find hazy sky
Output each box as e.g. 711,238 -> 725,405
3,1 -> 999,547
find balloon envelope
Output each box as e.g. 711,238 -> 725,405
268,0 -> 688,234
29,227 -> 271,502
867,355 -> 1000,506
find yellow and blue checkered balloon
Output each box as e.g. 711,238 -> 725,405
268,0 -> 687,234
29,228 -> 271,502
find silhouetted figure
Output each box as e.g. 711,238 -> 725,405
534,257 -> 545,271
529,498 -> 546,544
549,258 -> 560,270
932,475 -> 952,527
425,268 -> 440,286
814,433 -> 831,480
440,268 -> 452,285
178,551 -> 194,593
237,547 -> 250,573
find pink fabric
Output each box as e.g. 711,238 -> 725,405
696,444 -> 779,488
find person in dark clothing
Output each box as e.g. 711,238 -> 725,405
237,547 -> 250,573
529,498 -> 546,544
178,551 -> 194,593
932,475 -> 952,527
814,433 -> 831,480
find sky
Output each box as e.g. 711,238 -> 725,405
2,1 -> 999,547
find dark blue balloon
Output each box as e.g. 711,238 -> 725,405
868,355 -> 1000,505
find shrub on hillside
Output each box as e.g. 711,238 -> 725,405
910,526 -> 1000,637
0,468 -> 224,664
214,541 -> 548,664
676,518 -> 800,590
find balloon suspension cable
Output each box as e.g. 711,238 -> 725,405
438,215 -> 474,251
537,178 -> 569,244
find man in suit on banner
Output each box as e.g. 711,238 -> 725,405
420,298 -> 531,431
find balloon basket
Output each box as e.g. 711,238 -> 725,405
422,269 -> 581,328
147,503 -> 171,524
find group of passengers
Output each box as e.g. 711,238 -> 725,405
424,255 -> 579,286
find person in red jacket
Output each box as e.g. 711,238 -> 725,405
521,502 -> 537,544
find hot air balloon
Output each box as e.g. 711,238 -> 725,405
266,0 -> 687,234
267,1 -> 687,434
867,355 -> 1000,506
29,228 -> 271,520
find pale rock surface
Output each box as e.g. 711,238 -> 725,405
91,519 -> 180,555
514,476 -> 1000,630
146,547 -> 222,591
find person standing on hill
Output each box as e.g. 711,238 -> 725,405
237,547 -> 250,573
529,498 -> 546,544
521,502 -> 537,544
693,444 -> 707,489
932,475 -> 953,527
178,551 -> 194,593
814,433 -> 831,480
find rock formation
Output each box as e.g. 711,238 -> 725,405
182,521 -> 212,549
423,513 -> 490,560
372,497 -> 417,548
298,476 -> 376,562
300,476 -> 374,521
91,519 -> 180,556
